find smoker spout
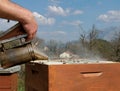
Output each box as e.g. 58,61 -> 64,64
34,48 -> 48,60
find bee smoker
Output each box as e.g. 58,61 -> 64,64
0,23 -> 48,68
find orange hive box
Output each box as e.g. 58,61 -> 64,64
25,61 -> 120,91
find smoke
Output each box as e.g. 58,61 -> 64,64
79,44 -> 106,60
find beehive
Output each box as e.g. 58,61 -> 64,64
25,61 -> 120,91
0,66 -> 20,91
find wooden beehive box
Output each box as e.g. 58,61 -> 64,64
0,66 -> 20,91
25,61 -> 120,91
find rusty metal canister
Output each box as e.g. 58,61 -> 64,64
0,43 -> 48,68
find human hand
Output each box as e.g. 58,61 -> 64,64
21,16 -> 38,41
0,0 -> 38,41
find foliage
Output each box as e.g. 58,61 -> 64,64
94,39 -> 113,60
18,78 -> 25,91
18,65 -> 25,91
110,31 -> 120,61
45,24 -> 120,61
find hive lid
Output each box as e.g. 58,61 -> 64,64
0,65 -> 21,74
31,60 -> 116,65
32,60 -> 64,65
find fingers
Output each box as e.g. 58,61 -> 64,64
21,22 -> 38,41
20,16 -> 38,41
25,28 -> 37,41
26,35 -> 33,41
26,32 -> 36,41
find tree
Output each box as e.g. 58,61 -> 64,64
88,24 -> 99,51
110,31 -> 120,61
95,39 -> 112,60
46,40 -> 65,58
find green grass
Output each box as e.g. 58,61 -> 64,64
18,78 -> 25,91
18,68 -> 25,91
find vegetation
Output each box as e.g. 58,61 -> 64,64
18,78 -> 25,91
45,24 -> 120,61
18,65 -> 25,91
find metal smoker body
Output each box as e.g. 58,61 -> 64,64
0,23 -> 48,68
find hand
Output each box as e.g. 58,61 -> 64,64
0,0 -> 38,41
21,17 -> 38,41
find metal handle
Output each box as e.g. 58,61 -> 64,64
80,71 -> 103,77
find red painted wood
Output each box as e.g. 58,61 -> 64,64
26,62 -> 120,91
0,73 -> 18,91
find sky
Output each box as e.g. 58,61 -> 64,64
0,0 -> 120,42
